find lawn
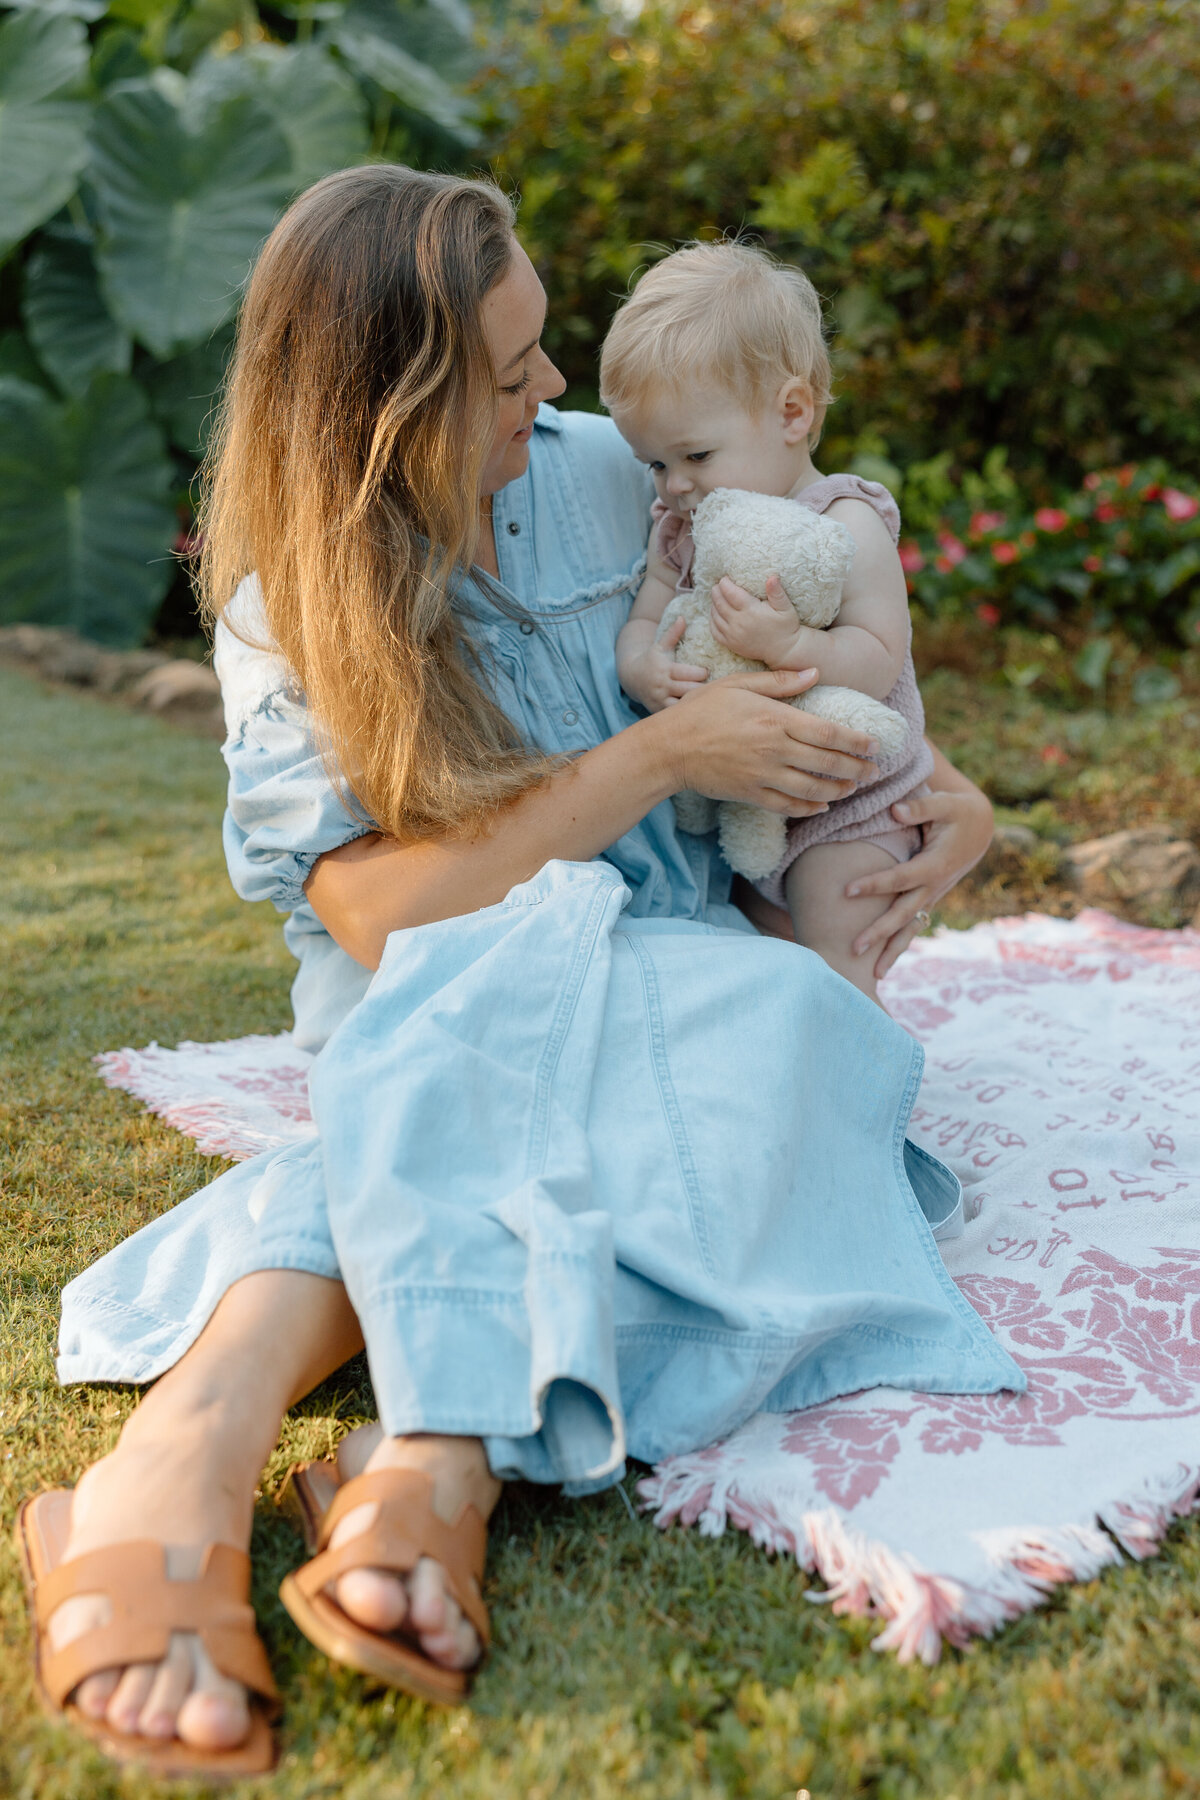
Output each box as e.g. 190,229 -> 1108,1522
3,656 -> 1200,1800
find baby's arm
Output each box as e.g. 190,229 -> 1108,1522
709,499 -> 909,700
616,528 -> 709,711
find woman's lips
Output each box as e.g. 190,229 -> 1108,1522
512,421 -> 535,443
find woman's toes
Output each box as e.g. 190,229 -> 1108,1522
175,1643 -> 251,1751
105,1661 -> 158,1734
136,1635 -> 193,1739
408,1557 -> 479,1670
73,1669 -> 120,1719
332,1565 -> 410,1634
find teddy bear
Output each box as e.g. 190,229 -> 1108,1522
657,487 -> 911,880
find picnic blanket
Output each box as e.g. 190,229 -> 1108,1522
96,909 -> 1200,1662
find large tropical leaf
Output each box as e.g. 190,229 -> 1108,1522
89,71 -> 293,357
0,374 -> 176,645
323,0 -> 477,140
3,0 -> 109,21
143,327 -> 233,456
190,43 -> 369,191
24,228 -> 133,397
0,11 -> 90,259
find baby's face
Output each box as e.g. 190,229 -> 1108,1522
610,388 -> 809,517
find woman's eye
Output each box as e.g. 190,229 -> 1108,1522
501,372 -> 532,396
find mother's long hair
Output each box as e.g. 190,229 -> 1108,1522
198,165 -> 551,842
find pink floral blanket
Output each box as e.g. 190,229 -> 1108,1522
96,909 -> 1200,1663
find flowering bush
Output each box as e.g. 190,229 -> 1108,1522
898,457 -> 1200,650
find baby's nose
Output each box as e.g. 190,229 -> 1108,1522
666,470 -> 693,496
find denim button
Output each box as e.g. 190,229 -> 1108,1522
562,709 -> 578,726
519,620 -> 535,635
507,520 -> 521,536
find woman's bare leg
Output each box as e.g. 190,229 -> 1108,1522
49,1269 -> 364,1749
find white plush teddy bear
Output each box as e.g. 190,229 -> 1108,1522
658,487 -> 910,880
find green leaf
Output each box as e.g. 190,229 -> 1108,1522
4,0 -> 109,18
0,11 -> 90,260
1150,544 -> 1200,599
1131,666 -> 1181,707
0,373 -> 175,646
324,0 -> 477,140
190,44 -> 369,191
0,330 -> 53,391
1073,635 -> 1113,694
24,229 -> 133,397
143,327 -> 233,456
88,73 -> 293,357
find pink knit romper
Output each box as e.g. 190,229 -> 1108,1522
653,474 -> 934,907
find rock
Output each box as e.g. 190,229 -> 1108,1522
39,638 -> 107,685
93,649 -> 170,695
972,823 -> 1043,884
129,659 -> 222,722
0,623 -> 73,665
1062,826 -> 1200,925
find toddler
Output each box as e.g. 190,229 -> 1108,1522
600,241 -> 934,1000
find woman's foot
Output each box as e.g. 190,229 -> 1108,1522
324,1427 -> 501,1671
45,1412 -> 258,1750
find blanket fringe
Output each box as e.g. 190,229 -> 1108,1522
94,1039 -> 315,1161
639,1453 -> 1200,1665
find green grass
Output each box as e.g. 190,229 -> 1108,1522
3,661 -> 1200,1800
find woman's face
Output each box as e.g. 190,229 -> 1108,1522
479,240 -> 565,496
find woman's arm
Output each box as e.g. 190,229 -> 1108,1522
305,668 -> 880,967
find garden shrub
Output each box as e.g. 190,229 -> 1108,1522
482,0 -> 1200,486
0,0 -> 476,645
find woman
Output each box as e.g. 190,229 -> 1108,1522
21,166 -> 1018,1778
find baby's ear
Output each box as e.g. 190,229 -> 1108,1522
776,376 -> 815,444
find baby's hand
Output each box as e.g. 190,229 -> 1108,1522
619,616 -> 709,711
710,573 -> 808,667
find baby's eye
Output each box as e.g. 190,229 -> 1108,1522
687,451 -> 712,464
648,460 -> 666,473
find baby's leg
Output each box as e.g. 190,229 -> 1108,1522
784,839 -> 903,1004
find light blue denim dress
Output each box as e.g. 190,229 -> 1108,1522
59,406 -> 1023,1493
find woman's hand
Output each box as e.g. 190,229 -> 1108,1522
662,667 -> 879,816
844,777 -> 993,979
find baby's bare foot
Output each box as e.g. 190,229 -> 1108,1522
325,1426 -> 499,1670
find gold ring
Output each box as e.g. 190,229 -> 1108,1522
914,909 -> 931,926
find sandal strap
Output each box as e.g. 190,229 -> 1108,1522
35,1541 -> 279,1712
295,1468 -> 490,1648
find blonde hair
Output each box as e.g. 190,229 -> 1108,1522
599,240 -> 833,444
198,164 -> 555,845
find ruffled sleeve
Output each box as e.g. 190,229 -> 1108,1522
214,581 -> 372,914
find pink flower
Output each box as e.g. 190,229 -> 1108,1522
976,601 -> 1001,626
1083,554 -> 1103,572
1162,487 -> 1199,522
1083,472 -> 1104,492
1034,507 -> 1070,533
1094,501 -> 1120,523
898,541 -> 925,573
970,510 -> 1007,536
992,540 -> 1019,564
936,531 -> 967,565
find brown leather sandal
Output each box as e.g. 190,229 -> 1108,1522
15,1490 -> 279,1780
279,1461 -> 489,1705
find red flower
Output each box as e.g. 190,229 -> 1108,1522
1041,745 -> 1070,765
1162,487 -> 1200,522
1083,554 -> 1103,573
1116,464 -> 1137,488
969,509 -> 1007,536
992,540 -> 1019,564
1034,507 -> 1070,533
936,530 -> 967,565
1142,483 -> 1162,501
898,541 -> 925,573
976,602 -> 1001,626
1094,501 -> 1120,523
